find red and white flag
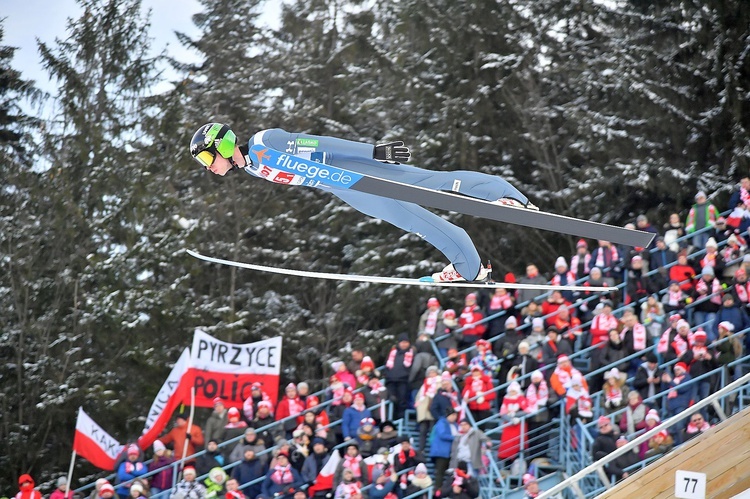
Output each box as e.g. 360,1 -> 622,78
138,348 -> 191,450
188,329 -> 282,408
308,449 -> 341,494
73,407 -> 124,471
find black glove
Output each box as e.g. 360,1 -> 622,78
185,432 -> 191,441
374,141 -> 410,163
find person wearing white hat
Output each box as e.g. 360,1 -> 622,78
551,256 -> 576,301
685,190 -> 718,250
169,466 -> 206,499
149,439 -> 176,496
49,477 -> 72,499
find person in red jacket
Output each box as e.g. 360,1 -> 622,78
15,475 -> 42,499
461,365 -> 495,429
541,291 -> 572,326
458,293 -> 486,351
275,383 -> 305,439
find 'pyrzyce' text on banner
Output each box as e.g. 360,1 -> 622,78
189,330 -> 282,408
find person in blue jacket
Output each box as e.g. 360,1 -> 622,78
341,392 -> 373,441
429,407 -> 460,491
190,123 -> 536,283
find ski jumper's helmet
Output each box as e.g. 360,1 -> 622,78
190,123 -> 237,168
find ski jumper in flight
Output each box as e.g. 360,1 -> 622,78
189,123 -> 536,282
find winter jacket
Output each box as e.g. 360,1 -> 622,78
170,480 -> 206,499
301,451 -> 330,483
148,455 -> 176,490
341,405 -> 372,439
633,363 -> 664,401
259,466 -> 303,499
231,456 -> 265,498
430,388 -> 461,421
714,305 -> 750,338
204,410 -> 228,445
429,417 -> 458,459
196,450 -> 225,476
160,423 -> 205,460
116,460 -> 148,496
449,427 -> 489,470
383,347 -> 416,382
663,373 -> 693,412
229,437 -> 267,467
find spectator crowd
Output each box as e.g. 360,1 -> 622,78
14,182 -> 750,499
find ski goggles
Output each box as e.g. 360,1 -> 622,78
192,124 -> 237,168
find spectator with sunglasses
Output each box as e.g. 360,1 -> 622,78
189,123 -> 536,283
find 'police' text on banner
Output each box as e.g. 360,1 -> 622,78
189,329 -> 282,408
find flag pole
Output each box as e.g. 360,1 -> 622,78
65,450 -> 76,499
179,386 -> 196,478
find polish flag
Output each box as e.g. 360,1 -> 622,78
307,449 -> 341,495
73,408 -> 124,470
138,348 -> 191,449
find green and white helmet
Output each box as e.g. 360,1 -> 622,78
189,123 -> 237,168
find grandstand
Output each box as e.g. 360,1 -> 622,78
74,218 -> 750,498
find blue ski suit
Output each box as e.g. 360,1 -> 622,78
245,129 -> 527,280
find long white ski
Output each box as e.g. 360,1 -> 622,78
187,250 -> 617,291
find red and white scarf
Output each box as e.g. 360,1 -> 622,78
554,366 -> 580,387
287,396 -> 303,416
570,253 -> 592,278
415,376 -> 439,406
657,327 -> 674,354
734,282 -> 750,304
671,334 -> 692,357
685,420 -> 711,433
741,186 -> 750,209
667,290 -> 684,306
525,381 -> 549,412
489,293 -> 513,310
604,384 -> 623,404
396,447 -> 416,465
271,465 -> 294,484
424,310 -> 440,335
343,455 -> 363,477
621,322 -> 647,351
695,278 -> 723,305
386,347 -> 413,369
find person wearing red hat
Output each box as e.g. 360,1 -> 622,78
342,392 -> 373,441
116,445 -> 147,499
250,400 -> 281,446
643,429 -> 674,460
486,286 -> 516,338
468,339 -> 498,378
276,383 -> 305,439
203,398 -> 228,448
661,361 -> 693,442
15,474 -> 42,499
461,365 -> 495,429
570,239 -> 592,280
355,356 -> 377,386
680,328 -> 717,416
242,383 -> 272,421
222,406 -> 249,443
418,296 -> 444,338
171,466 -> 206,499
98,483 -> 116,499
435,308 -> 460,358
